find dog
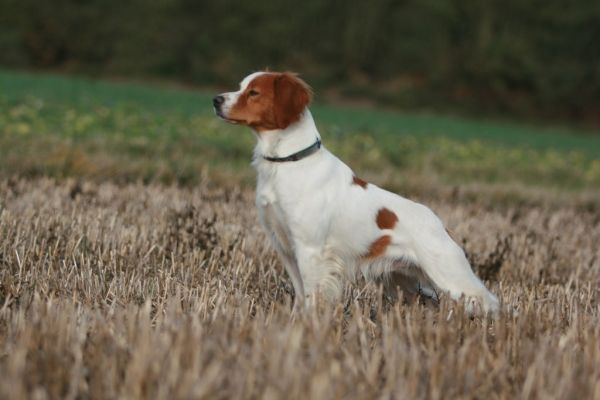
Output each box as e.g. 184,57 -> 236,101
213,71 -> 499,315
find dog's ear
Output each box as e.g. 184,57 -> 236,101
273,73 -> 312,129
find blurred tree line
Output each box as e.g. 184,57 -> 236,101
1,0 -> 599,124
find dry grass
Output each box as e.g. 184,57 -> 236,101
0,178 -> 599,399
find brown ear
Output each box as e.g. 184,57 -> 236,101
273,73 -> 312,129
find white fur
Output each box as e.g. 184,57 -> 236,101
218,73 -> 500,315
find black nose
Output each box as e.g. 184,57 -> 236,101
213,95 -> 225,108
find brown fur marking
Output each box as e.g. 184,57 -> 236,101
364,235 -> 392,258
376,207 -> 398,230
352,175 -> 368,189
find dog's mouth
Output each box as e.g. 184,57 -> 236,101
214,108 -> 243,125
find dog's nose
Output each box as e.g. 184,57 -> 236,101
213,95 -> 225,108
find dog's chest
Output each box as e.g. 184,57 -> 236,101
255,174 -> 294,249
256,184 -> 277,219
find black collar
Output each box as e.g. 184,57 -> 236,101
263,139 -> 322,162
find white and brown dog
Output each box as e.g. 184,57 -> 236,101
214,71 -> 499,315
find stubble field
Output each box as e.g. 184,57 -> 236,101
0,71 -> 599,399
1,178 -> 599,399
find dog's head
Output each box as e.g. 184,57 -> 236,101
213,72 -> 312,132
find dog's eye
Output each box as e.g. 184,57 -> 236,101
248,89 -> 259,97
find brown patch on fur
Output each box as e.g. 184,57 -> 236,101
226,72 -> 312,132
272,73 -> 312,129
376,207 -> 398,230
364,235 -> 392,258
352,175 -> 368,189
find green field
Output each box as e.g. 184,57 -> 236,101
2,69 -> 600,193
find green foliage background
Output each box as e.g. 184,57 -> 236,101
1,0 -> 599,123
2,69 -> 600,197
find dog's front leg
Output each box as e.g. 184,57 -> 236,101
294,244 -> 343,306
271,245 -> 305,310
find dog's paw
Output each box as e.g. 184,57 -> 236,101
465,292 -> 500,318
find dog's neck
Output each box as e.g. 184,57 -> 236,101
252,110 -> 321,165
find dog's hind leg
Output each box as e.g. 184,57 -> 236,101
385,204 -> 499,315
412,232 -> 500,315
